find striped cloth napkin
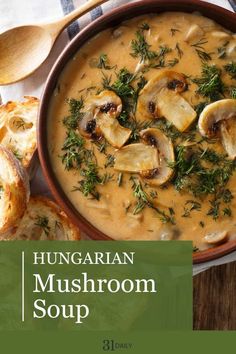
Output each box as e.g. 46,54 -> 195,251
0,0 -> 234,274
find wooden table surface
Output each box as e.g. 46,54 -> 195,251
193,261 -> 236,330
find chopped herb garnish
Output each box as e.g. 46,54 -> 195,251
182,200 -> 201,217
130,177 -> 175,224
139,23 -> 150,31
171,28 -> 180,36
104,154 -> 115,168
194,101 -> 208,117
97,53 -> 111,70
175,43 -> 183,58
63,97 -> 84,129
224,62 -> 236,79
199,221 -> 205,228
117,172 -> 123,187
223,207 -> 232,217
73,161 -> 101,200
130,26 -> 157,62
195,49 -> 213,62
217,41 -> 229,59
166,58 -> 179,67
60,130 -> 85,170
193,246 -> 199,252
35,216 -> 50,236
103,68 -> 147,121
231,87 -> 236,99
13,150 -> 22,161
169,145 -> 236,220
192,64 -> 225,101
191,38 -> 208,50
92,139 -> 108,154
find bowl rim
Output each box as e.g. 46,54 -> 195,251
38,0 -> 236,264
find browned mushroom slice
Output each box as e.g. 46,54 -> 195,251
78,90 -> 131,147
114,143 -> 159,173
140,128 -> 175,186
184,24 -> 205,43
96,112 -> 131,149
136,70 -> 196,132
86,90 -> 122,118
198,99 -> 236,159
203,231 -> 228,245
220,117 -> 236,159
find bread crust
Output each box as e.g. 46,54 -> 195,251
5,196 -> 80,241
0,96 -> 39,169
0,145 -> 30,235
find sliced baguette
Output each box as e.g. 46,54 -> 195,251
0,145 -> 30,235
0,96 -> 39,169
6,196 -> 80,240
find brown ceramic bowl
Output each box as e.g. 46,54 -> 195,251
38,0 -> 236,263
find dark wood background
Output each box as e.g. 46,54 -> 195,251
193,261 -> 236,330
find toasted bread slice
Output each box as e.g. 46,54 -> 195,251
0,145 -> 30,235
6,196 -> 80,240
0,96 -> 39,169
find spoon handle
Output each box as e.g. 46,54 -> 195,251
46,0 -> 109,37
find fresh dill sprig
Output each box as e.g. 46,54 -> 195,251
182,200 -> 201,218
191,38 -> 208,50
153,118 -> 197,143
224,62 -> 236,79
166,58 -> 179,67
97,53 -> 111,70
217,41 -> 229,59
61,130 -> 85,170
103,68 -> 136,111
169,145 -> 236,219
74,161 -> 101,200
63,97 -> 84,129
92,139 -> 108,154
192,64 -> 225,101
231,87 -> 236,99
171,28 -> 180,36
103,68 -> 147,115
104,154 -> 115,168
193,246 -> 199,252
195,49 -> 213,62
191,38 -> 213,62
130,177 -> 175,224
35,216 -> 50,236
117,173 -> 123,187
139,23 -> 150,31
130,25 -> 157,62
175,43 -> 183,58
13,150 -> 22,161
194,101 -> 209,117
123,117 -> 152,142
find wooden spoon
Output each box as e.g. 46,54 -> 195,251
0,0 -> 109,85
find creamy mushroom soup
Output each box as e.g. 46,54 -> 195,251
48,12 -> 236,251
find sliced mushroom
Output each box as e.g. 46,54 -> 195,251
86,90 -> 122,118
210,31 -> 231,40
78,111 -> 98,139
159,226 -> 181,240
140,128 -> 175,186
114,143 -> 159,173
114,128 -> 174,186
203,231 -> 228,245
96,112 -> 132,149
78,90 -> 131,147
227,40 -> 236,58
136,70 -> 196,132
198,99 -> 236,159
184,24 -> 204,43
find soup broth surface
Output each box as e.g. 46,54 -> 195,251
48,12 -> 236,250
